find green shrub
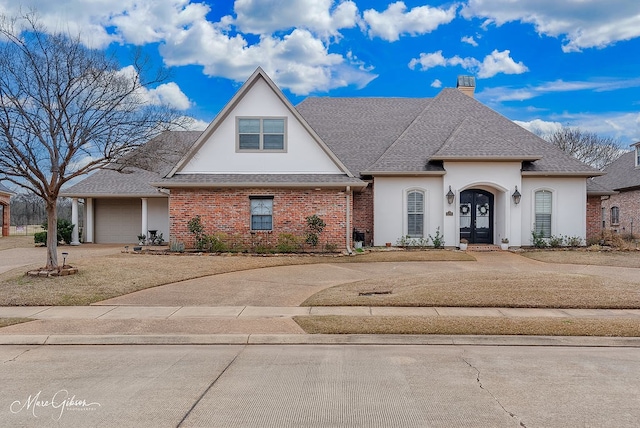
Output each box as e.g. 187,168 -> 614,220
531,230 -> 548,248
324,242 -> 338,253
169,241 -> 185,253
429,227 -> 445,248
201,233 -> 228,252
305,214 -> 326,247
34,231 -> 47,245
565,235 -> 583,247
548,235 -> 564,248
41,219 -> 75,244
276,233 -> 300,253
187,215 -> 205,250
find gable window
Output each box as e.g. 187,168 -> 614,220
611,206 -> 620,225
250,197 -> 273,231
407,190 -> 424,238
238,118 -> 285,151
534,190 -> 552,238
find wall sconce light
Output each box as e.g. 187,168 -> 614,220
512,186 -> 521,205
446,186 -> 455,205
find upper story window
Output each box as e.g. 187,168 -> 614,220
636,146 -> 640,167
534,190 -> 552,238
238,117 -> 286,151
611,206 -> 620,225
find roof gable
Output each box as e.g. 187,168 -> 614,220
169,68 -> 352,177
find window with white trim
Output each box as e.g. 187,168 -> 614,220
534,190 -> 552,238
250,197 -> 273,231
407,190 -> 424,238
238,118 -> 286,151
636,146 -> 640,167
611,206 -> 619,225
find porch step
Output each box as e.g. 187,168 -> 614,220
466,244 -> 501,252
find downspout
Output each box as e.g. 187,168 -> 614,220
346,186 -> 353,255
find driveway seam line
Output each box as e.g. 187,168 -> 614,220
237,306 -> 247,318
176,345 -> 245,427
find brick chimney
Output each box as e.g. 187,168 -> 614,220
456,75 -> 475,98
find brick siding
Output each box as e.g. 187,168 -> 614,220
601,189 -> 640,238
352,181 -> 374,246
586,195 -> 602,242
169,187 -> 353,250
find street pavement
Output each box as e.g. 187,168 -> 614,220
2,244 -> 640,427
2,344 -> 640,427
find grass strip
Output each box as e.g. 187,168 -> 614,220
293,315 -> 640,337
0,318 -> 33,328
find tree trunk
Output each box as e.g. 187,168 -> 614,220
46,200 -> 58,270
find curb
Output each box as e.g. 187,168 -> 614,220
1,334 -> 639,347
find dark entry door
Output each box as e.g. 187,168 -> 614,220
460,190 -> 494,244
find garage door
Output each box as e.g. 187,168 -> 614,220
94,198 -> 141,244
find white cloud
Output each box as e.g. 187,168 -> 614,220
409,49 -> 528,78
116,66 -> 192,110
147,82 -> 192,110
461,35 -> 478,46
363,1 -> 456,42
476,49 -> 528,78
515,113 -> 640,144
233,0 -> 358,38
462,0 -> 640,52
480,77 -> 640,102
408,51 -> 447,70
514,119 -> 562,137
431,79 -> 442,88
0,0 -> 376,96
182,117 -> 209,131
160,26 -> 375,95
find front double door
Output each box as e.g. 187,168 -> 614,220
460,189 -> 494,244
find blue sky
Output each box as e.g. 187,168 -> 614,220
3,0 -> 640,145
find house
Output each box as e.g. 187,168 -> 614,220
591,144 -> 640,237
0,182 -> 14,237
62,68 -> 602,249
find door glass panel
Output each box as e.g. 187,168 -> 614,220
476,202 -> 489,229
460,203 -> 471,228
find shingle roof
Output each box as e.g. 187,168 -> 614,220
60,131 -> 200,197
296,97 -> 431,175
586,178 -> 616,195
65,86 -> 601,197
152,174 -> 366,188
298,88 -> 599,176
592,151 -> 640,191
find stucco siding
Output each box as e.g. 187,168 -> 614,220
521,177 -> 587,244
179,78 -> 342,175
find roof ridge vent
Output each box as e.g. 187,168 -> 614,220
456,75 -> 475,98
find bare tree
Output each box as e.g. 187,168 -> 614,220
544,127 -> 623,170
0,13 -> 187,269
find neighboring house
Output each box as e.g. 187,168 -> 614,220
62,68 -> 602,248
592,145 -> 640,237
60,132 -> 201,244
0,182 -> 14,237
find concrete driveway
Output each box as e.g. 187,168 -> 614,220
97,251 -> 640,307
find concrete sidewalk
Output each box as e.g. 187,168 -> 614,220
2,304 -> 640,320
1,305 -> 640,347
